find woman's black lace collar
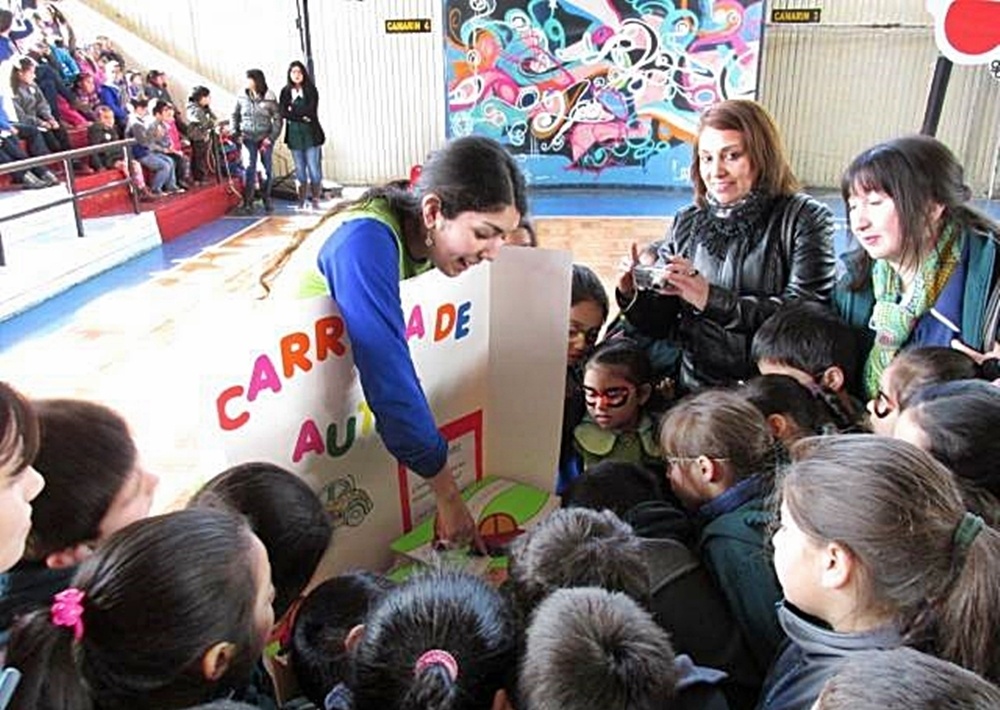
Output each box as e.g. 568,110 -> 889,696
688,190 -> 776,260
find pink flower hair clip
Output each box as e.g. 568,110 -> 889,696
51,587 -> 86,641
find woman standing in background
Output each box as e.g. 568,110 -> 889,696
233,68 -> 282,214
280,60 -> 326,210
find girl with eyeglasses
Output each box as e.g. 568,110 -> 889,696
865,346 -> 977,435
659,388 -> 784,676
570,340 -> 664,481
556,265 -> 609,495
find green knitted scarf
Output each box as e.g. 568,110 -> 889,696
864,223 -> 962,398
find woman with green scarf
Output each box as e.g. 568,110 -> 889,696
835,135 -> 1000,409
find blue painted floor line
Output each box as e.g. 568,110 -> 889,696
0,216 -> 260,352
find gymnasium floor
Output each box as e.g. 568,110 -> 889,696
1,189 -> 998,509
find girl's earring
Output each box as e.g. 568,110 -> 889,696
425,231 -> 435,248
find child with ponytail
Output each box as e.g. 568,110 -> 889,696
763,435 -> 1000,709
349,570 -> 515,710
5,508 -> 275,710
659,388 -> 784,675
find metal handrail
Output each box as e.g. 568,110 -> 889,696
0,138 -> 140,267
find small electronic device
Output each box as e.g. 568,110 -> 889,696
633,263 -> 671,290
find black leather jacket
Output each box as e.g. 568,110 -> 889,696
619,193 -> 835,391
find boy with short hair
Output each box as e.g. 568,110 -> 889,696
520,587 -> 729,710
751,300 -> 863,430
89,104 -> 152,200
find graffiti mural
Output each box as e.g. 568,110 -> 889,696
444,0 -> 764,186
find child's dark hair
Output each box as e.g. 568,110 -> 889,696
752,300 -> 859,390
7,508 -> 265,710
130,97 -> 148,110
584,338 -> 653,385
188,461 -> 332,617
562,460 -> 665,518
506,508 -> 649,622
742,374 -> 833,438
351,570 -> 515,710
572,263 -> 609,321
189,85 -> 211,103
290,572 -> 393,708
886,346 -> 979,411
905,379 -> 1000,515
261,136 -> 526,294
520,587 -> 679,710
27,399 -> 138,559
0,381 -> 39,477
785,435 -> 1000,682
815,647 -> 1000,709
660,388 -> 776,481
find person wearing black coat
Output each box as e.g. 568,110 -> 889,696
279,60 -> 326,209
616,100 -> 836,393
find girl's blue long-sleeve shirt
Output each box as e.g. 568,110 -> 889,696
316,218 -> 448,477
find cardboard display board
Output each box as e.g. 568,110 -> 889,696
202,247 -> 572,574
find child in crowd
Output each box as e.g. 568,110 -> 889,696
127,97 -> 180,195
539,501 -> 761,707
558,264 -> 609,494
0,398 -> 158,640
520,587 -> 730,710
660,389 -> 783,674
894,379 -> 1000,522
814,647 -> 1000,710
6,508 -> 275,710
150,100 -> 191,189
0,382 -> 44,576
188,461 -> 333,620
563,459 -> 668,519
70,72 -> 101,123
507,218 -> 537,247
572,339 -> 664,478
281,573 -> 393,708
741,374 -> 835,448
349,570 -> 516,710
0,101 -> 56,188
89,104 -> 152,199
10,57 -> 72,156
762,436 -> 1000,708
96,59 -> 129,130
186,86 -> 219,184
126,70 -> 145,100
752,300 -> 863,430
866,345 -> 978,435
506,507 -> 650,622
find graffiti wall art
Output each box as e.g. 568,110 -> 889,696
445,0 -> 764,186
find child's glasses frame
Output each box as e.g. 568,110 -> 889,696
871,389 -> 895,419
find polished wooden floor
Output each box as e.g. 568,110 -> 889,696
0,212 -> 668,510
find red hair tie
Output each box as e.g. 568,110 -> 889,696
414,649 -> 459,681
51,588 -> 86,641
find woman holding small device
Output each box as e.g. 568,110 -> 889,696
617,100 -> 836,392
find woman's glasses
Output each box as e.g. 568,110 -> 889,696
583,385 -> 633,409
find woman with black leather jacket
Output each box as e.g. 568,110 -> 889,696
616,100 -> 836,393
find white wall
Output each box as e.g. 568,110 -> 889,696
762,0 -> 1000,194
